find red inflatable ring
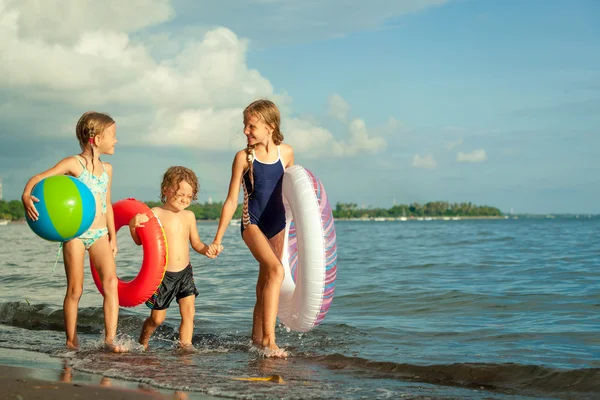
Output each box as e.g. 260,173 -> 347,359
90,198 -> 168,307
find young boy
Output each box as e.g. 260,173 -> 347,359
129,166 -> 219,350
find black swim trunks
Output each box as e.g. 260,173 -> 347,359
145,264 -> 199,310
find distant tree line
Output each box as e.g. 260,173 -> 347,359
0,199 -> 242,221
0,200 -> 25,220
1,199 -> 501,221
144,201 -> 243,220
333,201 -> 502,219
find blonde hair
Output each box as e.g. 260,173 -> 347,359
75,111 -> 115,174
160,166 -> 199,203
243,99 -> 284,193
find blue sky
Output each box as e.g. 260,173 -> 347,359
0,0 -> 598,213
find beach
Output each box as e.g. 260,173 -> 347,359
1,219 -> 599,399
0,348 -> 213,400
0,364 -> 163,400
0,348 -> 218,400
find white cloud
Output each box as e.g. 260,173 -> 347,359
347,119 -> 387,154
0,0 -> 388,157
4,0 -> 173,44
285,117 -> 387,158
327,93 -> 350,122
412,153 -> 437,169
457,149 -> 487,163
171,0 -> 450,44
445,138 -> 463,150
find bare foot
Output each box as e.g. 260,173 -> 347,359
251,339 -> 262,350
139,340 -> 149,351
65,340 -> 78,351
104,341 -> 127,353
263,343 -> 288,358
177,342 -> 195,354
252,335 -> 263,347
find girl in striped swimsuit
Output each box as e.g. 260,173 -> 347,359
22,112 -> 124,352
211,99 -> 294,358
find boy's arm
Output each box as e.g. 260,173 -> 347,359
128,212 -> 150,246
188,211 -> 211,257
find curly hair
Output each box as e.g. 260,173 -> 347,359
160,166 -> 199,203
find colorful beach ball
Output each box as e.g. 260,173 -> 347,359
26,175 -> 96,242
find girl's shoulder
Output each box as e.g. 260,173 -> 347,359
235,149 -> 248,158
280,144 -> 294,159
60,155 -> 83,172
280,143 -> 293,153
234,149 -> 249,164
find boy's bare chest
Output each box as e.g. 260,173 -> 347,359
162,220 -> 188,240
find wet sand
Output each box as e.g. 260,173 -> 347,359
0,364 -> 169,399
0,348 -> 217,400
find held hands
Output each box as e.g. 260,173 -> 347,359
22,194 -> 40,221
206,242 -> 224,258
129,213 -> 150,229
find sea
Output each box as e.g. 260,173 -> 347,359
0,217 -> 599,399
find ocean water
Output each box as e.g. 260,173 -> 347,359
0,217 -> 599,399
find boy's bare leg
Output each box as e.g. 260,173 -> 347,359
62,239 -> 85,350
178,296 -> 195,349
139,309 -> 166,350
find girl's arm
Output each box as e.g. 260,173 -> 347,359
21,157 -> 80,221
189,211 -> 215,258
212,151 -> 246,247
104,163 -> 118,256
282,144 -> 295,168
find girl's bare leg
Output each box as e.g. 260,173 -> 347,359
89,236 -> 124,352
62,239 -> 85,349
243,225 -> 286,357
252,266 -> 267,346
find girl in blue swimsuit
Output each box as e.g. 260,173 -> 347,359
211,99 -> 295,357
22,111 -> 124,353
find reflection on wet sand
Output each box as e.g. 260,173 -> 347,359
60,361 -> 192,399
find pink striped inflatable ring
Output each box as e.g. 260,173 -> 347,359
278,165 -> 337,332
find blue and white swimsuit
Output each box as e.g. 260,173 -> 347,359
73,155 -> 109,249
241,146 -> 286,239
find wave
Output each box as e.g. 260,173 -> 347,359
0,301 -> 147,335
308,353 -> 600,397
2,300 -> 599,398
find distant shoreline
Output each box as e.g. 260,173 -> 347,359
336,216 -> 509,221
2,214 -> 598,226
335,214 -> 598,221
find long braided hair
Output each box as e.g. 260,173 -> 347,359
75,112 -> 115,175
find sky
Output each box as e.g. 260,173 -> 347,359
0,0 -> 598,214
